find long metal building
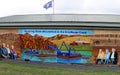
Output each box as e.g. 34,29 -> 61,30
0,14 -> 120,64
0,14 -> 120,29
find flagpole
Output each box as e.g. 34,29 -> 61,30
53,0 -> 54,14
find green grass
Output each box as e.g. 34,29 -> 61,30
58,45 -> 92,51
79,51 -> 92,56
69,45 -> 92,51
57,44 -> 92,57
0,61 -> 120,75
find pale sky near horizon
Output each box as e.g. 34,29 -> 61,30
0,0 -> 120,17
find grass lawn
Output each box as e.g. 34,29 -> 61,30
0,61 -> 120,75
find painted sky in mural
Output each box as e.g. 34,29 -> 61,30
18,29 -> 93,37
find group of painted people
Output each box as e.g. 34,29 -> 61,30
0,43 -> 17,60
96,48 -> 118,64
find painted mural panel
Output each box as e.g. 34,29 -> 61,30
0,29 -> 21,58
91,30 -> 120,64
0,29 -> 119,64
19,29 -> 93,64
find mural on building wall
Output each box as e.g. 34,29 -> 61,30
18,29 -> 93,64
91,30 -> 120,64
0,29 -> 21,58
0,29 -> 119,64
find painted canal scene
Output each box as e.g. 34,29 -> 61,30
19,29 -> 93,64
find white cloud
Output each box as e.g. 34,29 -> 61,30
55,0 -> 120,14
0,0 -> 120,17
0,0 -> 53,17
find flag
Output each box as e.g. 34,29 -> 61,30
43,0 -> 52,9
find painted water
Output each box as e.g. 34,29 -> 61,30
21,53 -> 90,64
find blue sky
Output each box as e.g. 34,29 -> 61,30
0,0 -> 120,17
18,29 -> 93,37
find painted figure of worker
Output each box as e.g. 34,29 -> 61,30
6,44 -> 11,57
0,43 -> 9,59
109,48 -> 118,64
10,45 -> 17,60
104,49 -> 110,64
95,49 -> 105,64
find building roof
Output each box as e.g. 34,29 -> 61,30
0,14 -> 120,29
0,14 -> 120,23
